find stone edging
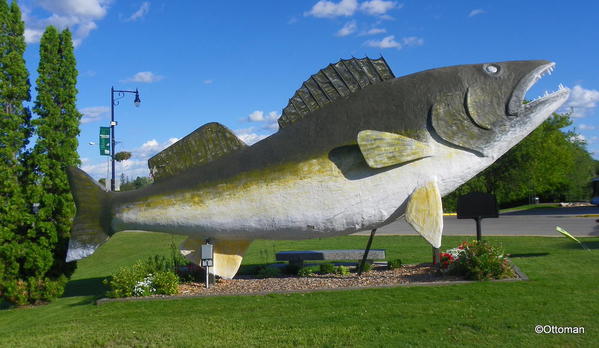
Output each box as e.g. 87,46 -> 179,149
96,263 -> 528,306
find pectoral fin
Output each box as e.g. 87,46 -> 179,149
180,238 -> 252,279
357,130 -> 432,169
405,181 -> 443,248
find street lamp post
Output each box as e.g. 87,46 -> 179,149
110,86 -> 141,191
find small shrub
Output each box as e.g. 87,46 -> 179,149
104,257 -> 180,298
319,263 -> 336,274
448,240 -> 515,280
152,271 -> 179,295
237,265 -> 261,276
256,266 -> 282,279
297,267 -> 315,277
170,240 -> 190,269
175,263 -> 204,282
388,259 -> 402,270
283,263 -> 302,275
144,255 -> 174,273
2,276 -> 67,306
335,265 -> 349,275
104,263 -> 145,298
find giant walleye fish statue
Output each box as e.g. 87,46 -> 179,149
66,58 -> 569,278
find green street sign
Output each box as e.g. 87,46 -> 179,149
99,127 -> 110,156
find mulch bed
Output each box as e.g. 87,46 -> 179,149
96,263 -> 527,304
178,264 -> 459,297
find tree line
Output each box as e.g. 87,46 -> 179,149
443,112 -> 596,211
0,0 -> 80,305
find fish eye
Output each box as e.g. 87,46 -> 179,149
484,64 -> 500,74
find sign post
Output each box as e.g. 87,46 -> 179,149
457,192 -> 499,241
99,127 -> 111,156
200,243 -> 213,289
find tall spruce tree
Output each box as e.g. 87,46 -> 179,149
0,0 -> 37,304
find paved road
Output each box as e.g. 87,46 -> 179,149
354,206 -> 599,237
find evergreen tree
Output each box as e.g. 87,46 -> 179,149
9,25 -> 82,304
0,0 -> 37,304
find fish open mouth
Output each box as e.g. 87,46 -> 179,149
507,62 -> 570,116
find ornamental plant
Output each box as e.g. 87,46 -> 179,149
104,257 -> 179,298
443,240 -> 515,280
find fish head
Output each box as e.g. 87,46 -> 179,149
430,60 -> 570,158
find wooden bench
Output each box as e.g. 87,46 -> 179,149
275,249 -> 386,268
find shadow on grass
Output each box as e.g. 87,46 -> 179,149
509,253 -> 550,258
560,241 -> 599,250
63,277 -> 108,298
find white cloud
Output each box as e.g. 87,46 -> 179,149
336,20 -> 357,37
360,0 -> 398,16
23,0 -> 110,46
468,9 -> 486,17
81,136 -> 180,184
135,138 -> 179,158
305,0 -> 358,18
401,36 -> 424,47
123,71 -> 164,83
266,111 -> 279,121
38,0 -> 108,18
233,128 -> 269,145
306,0 -> 400,18
364,35 -> 423,49
562,85 -> 599,118
365,35 -> 400,49
236,110 -> 280,144
203,79 -> 214,85
362,27 -> 386,35
248,110 -> 265,122
127,2 -> 150,22
578,124 -> 596,131
81,159 -> 111,182
245,110 -> 280,131
569,134 -> 586,144
80,106 -> 109,124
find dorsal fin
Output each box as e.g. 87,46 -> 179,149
278,57 -> 395,128
148,122 -> 246,182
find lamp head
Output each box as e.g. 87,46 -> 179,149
134,89 -> 141,107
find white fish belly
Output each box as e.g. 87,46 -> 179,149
113,141 -> 486,241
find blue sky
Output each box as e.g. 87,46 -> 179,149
18,0 -> 599,182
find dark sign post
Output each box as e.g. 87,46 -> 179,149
457,192 -> 499,241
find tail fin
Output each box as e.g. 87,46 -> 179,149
65,166 -> 113,262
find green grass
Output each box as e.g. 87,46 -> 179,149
499,203 -> 562,213
1,232 -> 598,347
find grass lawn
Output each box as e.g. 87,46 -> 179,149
499,203 -> 562,213
1,232 -> 598,347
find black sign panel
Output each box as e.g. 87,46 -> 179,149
457,192 -> 498,219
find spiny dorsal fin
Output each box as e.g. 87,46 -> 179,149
148,122 -> 246,182
278,57 -> 395,128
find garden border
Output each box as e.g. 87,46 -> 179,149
95,262 -> 528,305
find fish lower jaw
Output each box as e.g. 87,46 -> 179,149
522,85 -> 570,115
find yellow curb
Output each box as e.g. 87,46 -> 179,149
443,213 -> 457,216
574,214 -> 599,218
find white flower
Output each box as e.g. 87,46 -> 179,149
133,274 -> 156,296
